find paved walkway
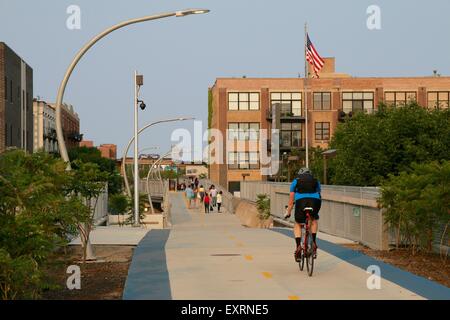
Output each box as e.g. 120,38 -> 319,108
123,193 -> 450,300
70,226 -> 150,246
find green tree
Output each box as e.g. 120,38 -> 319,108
329,103 -> 450,186
70,161 -> 109,262
0,150 -> 89,299
68,147 -> 122,195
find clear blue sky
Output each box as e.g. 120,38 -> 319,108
1,0 -> 449,156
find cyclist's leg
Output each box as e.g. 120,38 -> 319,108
310,198 -> 321,254
293,199 -> 307,260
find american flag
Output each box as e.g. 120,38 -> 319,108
306,34 -> 325,78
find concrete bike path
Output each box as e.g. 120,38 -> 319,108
123,192 -> 449,300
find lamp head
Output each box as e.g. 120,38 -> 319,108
176,9 -> 210,17
178,117 -> 196,121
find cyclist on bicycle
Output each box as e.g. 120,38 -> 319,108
285,167 -> 322,261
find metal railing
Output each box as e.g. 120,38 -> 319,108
142,179 -> 166,198
92,183 -> 109,226
240,181 -> 388,250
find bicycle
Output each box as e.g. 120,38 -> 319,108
296,207 -> 316,277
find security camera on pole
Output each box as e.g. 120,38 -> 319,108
134,71 -> 145,226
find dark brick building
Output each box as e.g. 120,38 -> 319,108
0,42 -> 33,154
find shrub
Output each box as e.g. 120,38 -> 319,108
379,161 -> 450,255
109,194 -> 130,215
256,194 -> 271,220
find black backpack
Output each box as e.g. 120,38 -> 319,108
294,173 -> 318,194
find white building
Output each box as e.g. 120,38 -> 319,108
33,99 -> 58,153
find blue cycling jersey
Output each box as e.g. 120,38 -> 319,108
290,178 -> 322,201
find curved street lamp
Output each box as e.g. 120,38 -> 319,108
121,117 -> 194,198
128,146 -> 160,178
146,150 -> 173,214
55,9 -> 210,166
53,9 -> 209,259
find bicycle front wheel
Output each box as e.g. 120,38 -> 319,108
306,240 -> 314,277
299,250 -> 305,271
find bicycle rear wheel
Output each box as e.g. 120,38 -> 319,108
306,238 -> 314,277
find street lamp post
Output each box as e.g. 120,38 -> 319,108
53,9 -> 209,258
133,71 -> 143,226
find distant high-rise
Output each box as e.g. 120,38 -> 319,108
0,42 -> 33,153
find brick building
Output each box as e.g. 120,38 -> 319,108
33,99 -> 58,153
49,103 -> 81,150
80,140 -> 117,160
209,58 -> 450,192
0,42 -> 33,154
98,144 -> 117,160
79,140 -> 94,148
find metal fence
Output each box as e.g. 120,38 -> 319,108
240,181 -> 449,254
141,179 -> 165,198
240,181 -> 389,250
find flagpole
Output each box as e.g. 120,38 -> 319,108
304,22 -> 310,169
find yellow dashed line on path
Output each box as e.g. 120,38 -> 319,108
236,242 -> 245,247
228,236 -> 236,240
262,272 -> 273,279
244,255 -> 253,261
289,296 -> 300,300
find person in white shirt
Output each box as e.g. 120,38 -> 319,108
210,186 -> 218,208
217,191 -> 223,213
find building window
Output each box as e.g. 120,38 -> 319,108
228,181 -> 241,193
228,123 -> 260,141
271,92 -> 302,117
280,122 -> 302,148
385,92 -> 417,107
342,92 -> 374,114
228,92 -> 260,111
228,152 -> 260,170
315,122 -> 330,141
10,80 -> 13,103
313,92 -> 331,110
428,92 -> 450,110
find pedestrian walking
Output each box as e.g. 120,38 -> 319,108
217,191 -> 223,213
210,186 -> 218,207
199,185 -> 205,202
185,185 -> 195,209
204,193 -> 211,213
